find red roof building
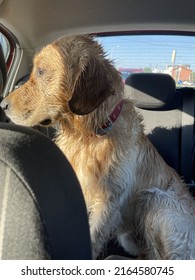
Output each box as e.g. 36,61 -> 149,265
172,65 -> 192,82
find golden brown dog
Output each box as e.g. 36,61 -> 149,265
1,35 -> 195,259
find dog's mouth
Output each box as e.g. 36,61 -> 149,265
40,118 -> 52,126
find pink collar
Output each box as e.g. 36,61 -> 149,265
96,100 -> 124,135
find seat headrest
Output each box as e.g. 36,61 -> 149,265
125,73 -> 176,110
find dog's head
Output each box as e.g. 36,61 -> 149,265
0,35 -> 123,127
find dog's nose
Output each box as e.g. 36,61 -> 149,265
0,99 -> 9,111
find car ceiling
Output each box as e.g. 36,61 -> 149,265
1,0 -> 195,50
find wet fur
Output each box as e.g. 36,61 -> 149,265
2,35 -> 195,259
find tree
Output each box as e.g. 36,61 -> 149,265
190,72 -> 195,82
143,67 -> 152,73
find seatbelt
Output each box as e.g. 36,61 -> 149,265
181,88 -> 195,185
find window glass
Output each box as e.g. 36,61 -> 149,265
0,32 -> 10,61
97,34 -> 195,87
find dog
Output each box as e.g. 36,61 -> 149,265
1,35 -> 195,259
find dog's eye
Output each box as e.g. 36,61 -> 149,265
37,68 -> 45,76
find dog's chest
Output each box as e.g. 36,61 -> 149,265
57,136 -> 111,195
58,134 -> 139,208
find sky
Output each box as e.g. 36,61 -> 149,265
97,35 -> 195,72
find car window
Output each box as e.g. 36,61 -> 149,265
97,34 -> 195,87
0,32 -> 10,62
0,27 -> 22,95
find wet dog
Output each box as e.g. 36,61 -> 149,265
1,35 -> 195,259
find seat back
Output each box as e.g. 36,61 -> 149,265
0,123 -> 92,259
125,73 -> 194,183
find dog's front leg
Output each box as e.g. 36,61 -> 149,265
89,198 -> 121,259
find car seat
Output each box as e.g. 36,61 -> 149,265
0,123 -> 92,259
125,73 -> 195,186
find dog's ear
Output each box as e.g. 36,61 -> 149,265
68,57 -> 113,115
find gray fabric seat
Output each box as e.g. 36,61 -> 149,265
125,73 -> 194,184
0,123 -> 92,259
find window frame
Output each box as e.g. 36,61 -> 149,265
0,24 -> 22,96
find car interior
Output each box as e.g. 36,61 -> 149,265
0,0 -> 195,260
